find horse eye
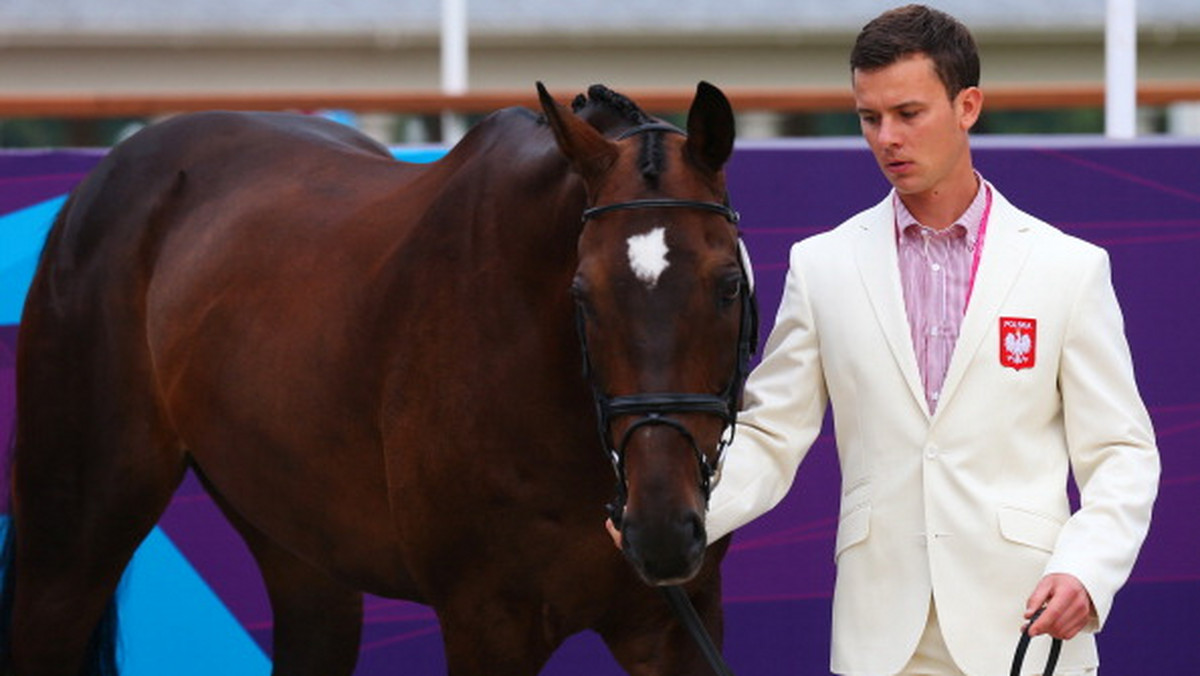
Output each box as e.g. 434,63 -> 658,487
569,276 -> 589,299
718,276 -> 742,306
570,280 -> 595,315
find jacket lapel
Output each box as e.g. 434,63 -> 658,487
853,194 -> 931,419
934,187 -> 1034,420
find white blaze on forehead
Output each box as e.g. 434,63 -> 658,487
626,227 -> 670,289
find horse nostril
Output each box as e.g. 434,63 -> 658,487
689,512 -> 707,547
671,511 -> 707,552
684,512 -> 707,562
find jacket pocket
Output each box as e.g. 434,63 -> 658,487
834,501 -> 870,562
997,505 -> 1064,553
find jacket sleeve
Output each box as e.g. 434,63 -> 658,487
1044,247 -> 1160,629
706,242 -> 830,544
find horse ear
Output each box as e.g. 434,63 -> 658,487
685,81 -> 736,174
537,82 -> 617,179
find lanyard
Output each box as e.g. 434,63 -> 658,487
963,184 -> 993,311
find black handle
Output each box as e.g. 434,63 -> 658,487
1010,607 -> 1063,676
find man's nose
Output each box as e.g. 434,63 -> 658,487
878,116 -> 901,146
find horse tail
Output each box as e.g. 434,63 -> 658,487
0,506 -> 15,671
0,451 -> 121,676
81,596 -> 121,676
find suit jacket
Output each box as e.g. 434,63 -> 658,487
707,185 -> 1159,675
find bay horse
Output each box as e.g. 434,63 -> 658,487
1,81 -> 755,675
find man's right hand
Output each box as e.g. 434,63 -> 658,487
604,518 -> 623,550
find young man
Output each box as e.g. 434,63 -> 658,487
702,5 -> 1160,675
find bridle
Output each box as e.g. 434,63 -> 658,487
575,204 -> 756,526
572,123 -> 758,526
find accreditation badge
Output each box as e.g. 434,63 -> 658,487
1000,317 -> 1036,370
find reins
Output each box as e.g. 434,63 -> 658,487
1010,607 -> 1062,676
660,585 -> 737,676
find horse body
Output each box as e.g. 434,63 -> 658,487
142,108 -> 593,599
4,84 -> 744,675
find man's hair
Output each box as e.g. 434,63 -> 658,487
850,4 -> 980,99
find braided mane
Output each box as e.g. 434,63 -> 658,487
571,85 -> 655,127
590,85 -> 668,188
538,84 -> 669,188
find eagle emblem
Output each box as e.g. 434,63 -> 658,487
1000,317 -> 1037,370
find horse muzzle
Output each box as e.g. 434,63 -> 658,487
618,506 -> 707,586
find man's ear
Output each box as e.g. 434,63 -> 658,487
957,86 -> 984,131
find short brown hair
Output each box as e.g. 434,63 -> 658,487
850,4 -> 980,99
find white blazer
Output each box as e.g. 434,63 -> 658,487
707,185 -> 1159,676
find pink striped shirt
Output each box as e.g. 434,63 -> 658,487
894,178 -> 990,414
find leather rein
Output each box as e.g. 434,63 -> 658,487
1010,607 -> 1063,676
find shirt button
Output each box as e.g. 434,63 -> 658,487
925,445 -> 938,459
931,263 -> 942,272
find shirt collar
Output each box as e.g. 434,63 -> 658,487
894,173 -> 990,247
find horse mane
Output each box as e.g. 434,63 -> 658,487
544,84 -> 667,188
570,85 -> 655,127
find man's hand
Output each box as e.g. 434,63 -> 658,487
1024,573 -> 1094,640
604,517 -> 623,550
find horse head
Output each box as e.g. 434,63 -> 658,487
537,82 -> 756,586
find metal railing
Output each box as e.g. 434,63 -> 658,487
1,82 -> 1197,118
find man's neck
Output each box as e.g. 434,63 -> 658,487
899,172 -> 981,230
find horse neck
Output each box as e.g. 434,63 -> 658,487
373,110 -> 586,305
466,110 -> 586,271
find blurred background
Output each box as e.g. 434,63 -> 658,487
1,2 -> 1198,675
1,0 -> 1199,146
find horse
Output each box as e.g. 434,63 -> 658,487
1,81 -> 756,675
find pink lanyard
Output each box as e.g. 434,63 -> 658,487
963,185 -> 993,311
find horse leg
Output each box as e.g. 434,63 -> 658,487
438,596 -> 559,676
598,568 -> 727,676
247,534 -> 364,676
5,361 -> 185,675
200,484 -> 363,676
3,229 -> 192,675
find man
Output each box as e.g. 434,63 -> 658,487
701,5 -> 1159,676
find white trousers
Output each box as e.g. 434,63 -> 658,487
864,599 -> 1099,676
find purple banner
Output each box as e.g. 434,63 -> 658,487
1,137 -> 1198,674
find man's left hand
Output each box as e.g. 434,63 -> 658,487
1024,573 -> 1095,640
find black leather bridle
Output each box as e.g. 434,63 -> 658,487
572,132 -> 758,526
569,123 -> 753,676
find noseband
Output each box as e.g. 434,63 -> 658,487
573,132 -> 757,525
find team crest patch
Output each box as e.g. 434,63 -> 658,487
1000,317 -> 1036,370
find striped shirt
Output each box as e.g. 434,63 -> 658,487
894,178 -> 990,414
